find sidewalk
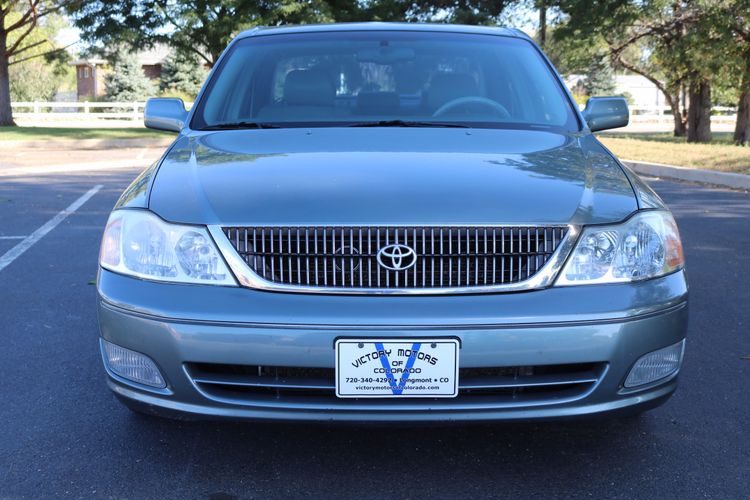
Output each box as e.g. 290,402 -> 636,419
3,136 -> 173,151
0,144 -> 165,176
623,159 -> 750,191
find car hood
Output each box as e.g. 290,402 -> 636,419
148,128 -> 637,226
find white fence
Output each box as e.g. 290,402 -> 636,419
12,101 -> 147,121
10,101 -> 738,125
628,106 -> 737,125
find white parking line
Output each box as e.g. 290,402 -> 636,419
0,185 -> 103,273
0,236 -> 27,240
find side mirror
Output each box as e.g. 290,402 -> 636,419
582,96 -> 629,132
144,98 -> 187,132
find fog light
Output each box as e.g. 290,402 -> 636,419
624,340 -> 685,388
101,339 -> 166,388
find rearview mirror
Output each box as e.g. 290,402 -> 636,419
582,96 -> 629,132
144,98 -> 188,132
356,47 -> 415,64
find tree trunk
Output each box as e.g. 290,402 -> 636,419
0,30 -> 15,127
733,58 -> 750,145
538,2 -> 547,49
687,79 -> 711,143
667,93 -> 687,137
735,90 -> 750,146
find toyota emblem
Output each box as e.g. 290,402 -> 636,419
377,244 -> 417,271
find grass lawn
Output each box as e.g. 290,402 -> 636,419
0,126 -> 175,141
598,132 -> 750,175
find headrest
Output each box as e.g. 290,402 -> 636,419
426,73 -> 479,110
283,69 -> 335,106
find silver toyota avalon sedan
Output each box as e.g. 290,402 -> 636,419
97,23 -> 688,422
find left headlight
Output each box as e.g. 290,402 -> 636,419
99,209 -> 236,285
556,210 -> 684,286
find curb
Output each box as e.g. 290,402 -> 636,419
623,159 -> 750,191
2,137 -> 174,150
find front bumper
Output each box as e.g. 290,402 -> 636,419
97,269 -> 689,422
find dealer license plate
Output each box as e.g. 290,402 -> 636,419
335,339 -> 459,398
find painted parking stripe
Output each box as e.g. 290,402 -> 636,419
0,185 -> 103,273
0,236 -> 27,240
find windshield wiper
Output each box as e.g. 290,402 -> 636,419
346,120 -> 470,128
201,121 -> 281,130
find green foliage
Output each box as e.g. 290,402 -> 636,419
9,60 -> 62,101
68,1 -> 524,68
68,0 -> 339,66
545,24 -> 605,76
159,51 -> 208,98
583,53 -> 616,96
6,10 -> 72,102
104,49 -> 156,101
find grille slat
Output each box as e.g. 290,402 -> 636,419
224,226 -> 568,291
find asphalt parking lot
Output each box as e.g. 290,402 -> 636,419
0,152 -> 749,498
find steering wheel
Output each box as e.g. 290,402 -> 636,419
433,96 -> 511,119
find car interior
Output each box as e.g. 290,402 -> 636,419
197,35 -> 573,129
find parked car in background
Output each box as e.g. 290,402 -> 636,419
97,23 -> 688,422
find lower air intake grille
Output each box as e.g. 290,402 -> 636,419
185,362 -> 606,409
222,226 -> 568,290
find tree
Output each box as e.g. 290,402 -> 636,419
104,48 -> 155,101
399,0 -> 517,24
159,50 -> 207,98
69,1 -> 526,71
8,11 -> 72,102
583,52 -> 616,96
733,36 -> 750,145
0,1 -> 73,126
555,0 -> 705,138
10,59 -> 66,100
724,0 -> 750,145
69,1 -> 337,68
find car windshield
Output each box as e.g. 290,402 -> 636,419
191,30 -> 579,131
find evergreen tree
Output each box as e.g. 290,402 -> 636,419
104,48 -> 156,101
159,51 -> 208,97
583,53 -> 616,96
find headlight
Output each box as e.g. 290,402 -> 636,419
556,210 -> 684,285
99,210 -> 236,285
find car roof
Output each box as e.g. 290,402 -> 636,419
236,22 -> 528,40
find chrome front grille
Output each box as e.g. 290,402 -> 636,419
186,362 -> 606,409
221,226 -> 569,291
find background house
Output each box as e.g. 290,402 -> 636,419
69,45 -> 170,100
69,57 -> 107,100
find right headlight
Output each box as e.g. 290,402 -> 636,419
556,210 -> 684,286
99,209 -> 236,286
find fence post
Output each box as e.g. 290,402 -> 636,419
33,101 -> 40,115
84,102 -> 89,114
133,102 -> 139,121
